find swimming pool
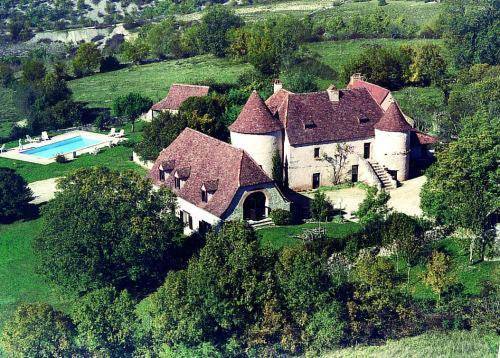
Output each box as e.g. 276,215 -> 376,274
22,136 -> 104,159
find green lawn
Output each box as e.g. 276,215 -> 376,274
0,218 -> 74,330
69,55 -> 251,109
259,221 -> 362,250
306,38 -> 443,89
324,330 -> 498,358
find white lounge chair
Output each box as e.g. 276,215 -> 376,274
108,128 -> 116,137
115,129 -> 125,138
41,131 -> 50,141
26,135 -> 39,143
0,144 -> 5,153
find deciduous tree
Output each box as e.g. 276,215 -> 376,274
33,167 -> 183,295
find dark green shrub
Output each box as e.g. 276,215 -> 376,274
310,191 -> 334,222
55,154 -> 68,163
0,168 -> 33,222
270,209 -> 292,226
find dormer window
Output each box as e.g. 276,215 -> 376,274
201,180 -> 218,203
304,119 -> 316,129
174,167 -> 190,189
159,160 -> 175,181
358,116 -> 370,124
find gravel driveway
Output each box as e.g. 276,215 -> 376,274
29,178 -> 60,204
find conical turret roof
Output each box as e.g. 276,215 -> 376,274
374,102 -> 412,132
229,91 -> 282,134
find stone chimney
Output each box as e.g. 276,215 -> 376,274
327,84 -> 339,102
273,79 -> 283,94
349,73 -> 365,86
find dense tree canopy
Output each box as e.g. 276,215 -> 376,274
198,5 -> 243,57
33,167 -> 183,295
442,0 -> 499,67
112,92 -> 152,132
72,287 -> 137,356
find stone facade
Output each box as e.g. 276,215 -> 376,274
285,136 -> 377,191
225,183 -> 290,221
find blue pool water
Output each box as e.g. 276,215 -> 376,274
22,136 -> 103,159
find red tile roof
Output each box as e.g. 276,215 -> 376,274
269,88 -> 384,146
374,103 -> 413,132
414,131 -> 438,145
151,84 -> 210,111
229,91 -> 283,134
149,128 -> 273,218
347,79 -> 390,105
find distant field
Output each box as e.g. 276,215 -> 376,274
325,330 -> 498,358
179,0 -> 442,24
69,55 -> 251,109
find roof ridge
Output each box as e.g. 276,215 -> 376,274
171,83 -> 210,88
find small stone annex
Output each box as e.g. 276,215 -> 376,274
149,75 -> 437,233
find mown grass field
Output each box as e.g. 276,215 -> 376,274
258,221 -> 362,250
0,218 -> 74,330
325,330 -> 498,358
69,55 -> 251,109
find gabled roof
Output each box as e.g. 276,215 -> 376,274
374,103 -> 413,132
347,79 -> 390,105
151,84 -> 210,111
229,91 -> 283,134
269,87 -> 384,146
149,128 -> 273,218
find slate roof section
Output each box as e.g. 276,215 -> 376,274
229,91 -> 283,134
347,79 -> 390,105
151,84 -> 210,111
270,88 -> 384,146
374,103 -> 413,132
149,128 -> 273,218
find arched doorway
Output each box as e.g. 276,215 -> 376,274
243,192 -> 267,221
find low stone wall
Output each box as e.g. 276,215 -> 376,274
133,151 -> 154,170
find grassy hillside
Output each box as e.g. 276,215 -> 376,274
69,55 -> 251,109
325,330 -> 498,358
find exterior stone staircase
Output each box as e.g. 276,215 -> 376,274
368,161 -> 397,190
249,217 -> 275,230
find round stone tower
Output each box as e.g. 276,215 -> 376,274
374,103 -> 412,182
229,91 -> 283,178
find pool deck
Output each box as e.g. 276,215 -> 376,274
0,130 -> 121,165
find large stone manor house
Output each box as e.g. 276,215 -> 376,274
149,75 -> 437,234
